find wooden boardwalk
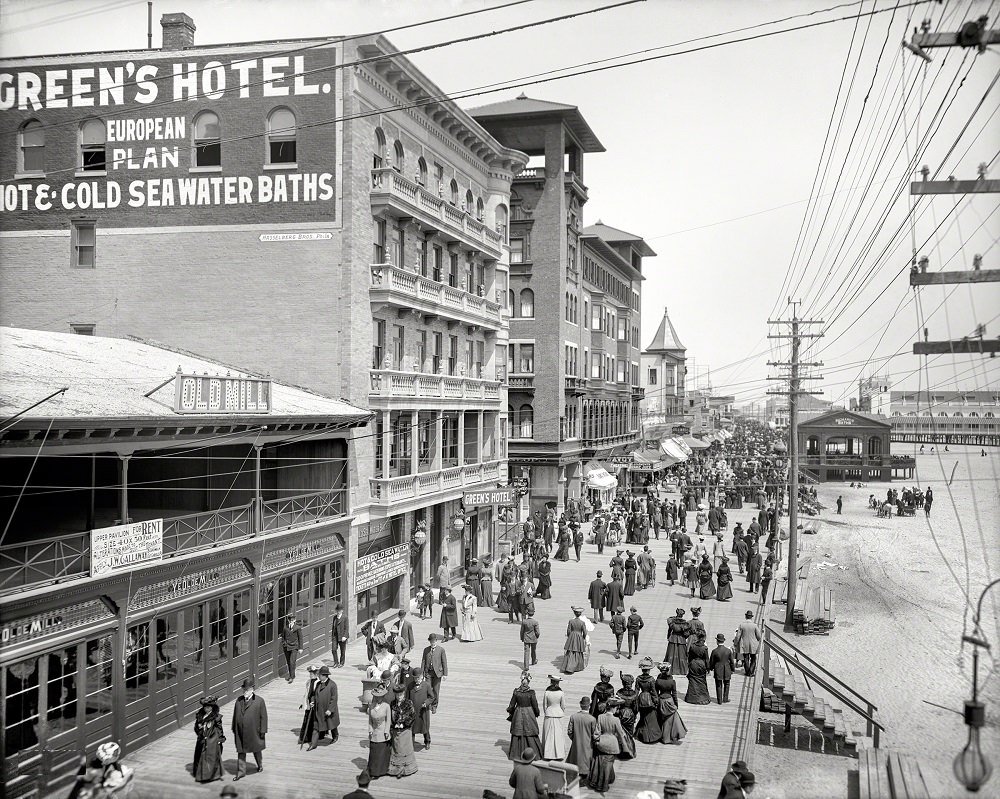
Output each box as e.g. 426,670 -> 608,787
72,508 -> 770,799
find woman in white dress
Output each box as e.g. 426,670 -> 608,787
581,614 -> 596,669
460,585 -> 484,642
541,675 -> 570,760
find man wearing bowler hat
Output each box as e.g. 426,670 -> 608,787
709,633 -> 736,704
231,677 -> 267,780
421,633 -> 448,713
717,759 -> 750,798
307,666 -> 339,750
278,615 -> 303,683
508,747 -> 548,799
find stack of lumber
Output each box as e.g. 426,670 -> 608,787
793,584 -> 836,634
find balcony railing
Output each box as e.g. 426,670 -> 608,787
803,455 -> 890,467
508,375 -> 534,391
565,376 -> 588,395
369,369 -> 501,402
370,168 -> 503,257
0,488 -> 348,595
631,386 -> 645,399
369,263 -> 502,329
370,459 -> 502,503
582,432 -> 640,449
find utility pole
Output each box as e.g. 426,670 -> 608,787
768,301 -> 824,628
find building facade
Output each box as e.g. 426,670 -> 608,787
0,329 -> 370,794
885,390 -> 1000,446
640,307 -> 687,427
469,96 -> 650,514
0,19 -> 529,640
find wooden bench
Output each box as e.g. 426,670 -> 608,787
858,748 -> 930,799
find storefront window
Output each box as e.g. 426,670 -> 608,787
295,572 -> 310,622
85,635 -> 114,723
46,647 -> 79,733
233,589 -> 250,658
5,657 -> 40,757
125,622 -> 150,702
312,564 -> 327,619
257,582 -> 275,648
155,615 -> 179,683
330,561 -> 343,607
208,599 -> 228,665
277,575 -> 294,627
183,606 -> 204,675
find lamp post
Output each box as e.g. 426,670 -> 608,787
955,577 -> 1000,793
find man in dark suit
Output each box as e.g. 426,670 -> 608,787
391,609 -> 414,655
231,677 -> 267,780
709,633 -> 736,704
278,616 -> 303,683
360,616 -> 385,662
520,610 -> 540,670
307,666 -> 339,749
588,571 -> 607,623
341,769 -> 374,799
331,604 -> 349,668
421,633 -> 448,713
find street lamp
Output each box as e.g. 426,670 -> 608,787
955,577 -> 1000,793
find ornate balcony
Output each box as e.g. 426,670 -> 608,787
508,375 -> 534,392
565,376 -> 588,396
369,459 -> 502,504
582,432 -> 640,450
369,369 -> 501,407
370,168 -> 503,259
631,386 -> 645,400
370,263 -> 502,331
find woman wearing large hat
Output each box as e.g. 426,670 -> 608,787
613,674 -> 638,759
387,696 -> 418,778
193,696 -> 224,782
633,658 -> 661,744
665,609 -> 690,676
589,666 -> 616,719
506,671 -> 542,761
366,684 -> 392,779
655,662 -> 687,744
540,675 -> 570,760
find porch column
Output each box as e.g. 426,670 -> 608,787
476,412 -> 484,464
382,410 -> 392,478
457,411 -> 465,467
433,412 -> 443,471
118,454 -> 131,524
411,410 -> 419,475
556,465 -> 566,518
254,444 -> 263,535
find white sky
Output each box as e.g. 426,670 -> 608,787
2,0 -> 998,407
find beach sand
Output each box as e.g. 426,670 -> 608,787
754,445 -> 1000,799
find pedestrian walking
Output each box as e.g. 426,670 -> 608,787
392,609 -> 415,656
480,556 -> 495,608
717,558 -> 734,602
420,634 -> 447,713
361,616 -> 386,663
735,610 -> 762,675
342,770 -> 375,799
541,675 -> 570,760
387,697 -> 418,778
665,608 -> 690,676
606,573 -> 625,615
563,607 -> 588,674
407,667 -> 434,749
623,551 -> 638,595
306,666 -> 339,750
836,495 -> 843,514
460,585 -> 484,642
609,608 -> 627,659
278,616 -> 303,683
655,663 -> 687,745
331,604 -> 349,668
626,606 -> 644,659
566,696 -> 596,778
573,526 -> 584,561
634,657 -> 660,744
587,571 -> 606,622
439,586 -> 459,641
507,671 -> 542,760
760,560 -> 773,601
717,760 -> 750,799
747,547 -> 762,593
520,611 -> 540,671
589,666 -> 616,718
698,554 -> 717,599
435,557 -> 450,602
536,555 -> 553,600
366,684 -> 392,779
709,633 -> 736,704
231,678 -> 267,781
588,701 -> 626,793
192,695 -> 224,783
508,747 -> 548,799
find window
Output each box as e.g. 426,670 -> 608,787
417,157 -> 427,186
448,335 -> 458,376
518,404 -> 534,438
475,340 -> 484,378
495,204 -> 508,241
648,367 -> 657,385
418,240 -> 428,276
373,128 -> 386,174
391,225 -> 404,269
592,304 -> 602,330
617,359 -> 627,383
508,289 -> 516,314
448,252 -> 459,288
373,218 -> 386,263
417,330 -> 427,372
392,324 -> 405,370
584,299 -> 589,328
80,119 -> 106,172
591,352 -> 602,379
465,189 -> 473,212
193,111 -> 220,167
618,317 -> 628,341
497,271 -> 509,309
71,220 -> 96,268
434,163 -> 444,193
519,288 -> 534,318
519,344 -> 534,373
510,238 -> 524,263
266,108 -> 297,164
465,339 -> 474,374
19,120 -> 44,174
373,319 -> 386,368
393,140 -> 404,172
433,332 -> 443,373
432,245 -> 443,282
476,197 -> 484,221
450,179 -> 459,205
71,323 -> 95,335
507,346 -> 515,377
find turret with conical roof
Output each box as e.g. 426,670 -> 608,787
646,307 -> 686,353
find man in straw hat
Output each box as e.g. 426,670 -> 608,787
507,747 -> 548,799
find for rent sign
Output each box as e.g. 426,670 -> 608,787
354,544 -> 409,594
91,518 -> 163,576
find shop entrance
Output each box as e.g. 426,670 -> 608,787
123,586 -> 252,752
2,629 -> 118,797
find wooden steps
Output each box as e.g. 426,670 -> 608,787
857,748 -> 930,799
765,653 -> 858,756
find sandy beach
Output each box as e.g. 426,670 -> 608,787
755,445 -> 1000,799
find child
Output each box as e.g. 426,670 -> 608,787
414,585 -> 426,619
683,558 -> 697,597
609,608 -> 627,659
420,584 -> 434,619
665,553 -> 678,586
626,606 -> 644,659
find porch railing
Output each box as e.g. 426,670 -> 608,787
261,489 -> 346,531
162,502 -> 254,555
0,533 -> 90,593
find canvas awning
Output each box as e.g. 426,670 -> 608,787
683,436 -> 711,450
584,460 -> 618,489
658,437 -> 689,463
630,450 -> 669,472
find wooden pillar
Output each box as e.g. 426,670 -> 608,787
410,410 -> 419,475
433,412 -> 443,471
382,411 -> 392,478
254,444 -> 263,535
457,411 -> 465,467
118,454 -> 131,524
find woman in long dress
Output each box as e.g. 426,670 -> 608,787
633,658 -> 661,744
554,525 -> 571,562
665,609 -> 690,676
480,557 -> 495,608
717,558 -> 734,601
535,556 -> 553,600
623,552 -> 638,596
588,702 -> 626,793
387,698 -> 418,778
687,607 -> 705,649
655,664 -> 687,744
192,696 -> 224,782
590,667 -> 616,718
613,675 -> 638,759
563,608 -> 588,673
684,639 -> 712,705
367,685 -> 392,778
507,672 -> 542,760
541,675 -> 570,760
695,503 -> 708,534
697,554 -> 717,599
460,587 -> 484,642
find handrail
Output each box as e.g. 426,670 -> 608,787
765,637 -> 885,746
764,625 -> 878,713
732,578 -> 774,768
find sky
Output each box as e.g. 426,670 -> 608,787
1,0 -> 998,408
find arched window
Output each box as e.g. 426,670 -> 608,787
416,157 -> 427,186
449,179 -> 459,206
985,412 -> 995,418
518,404 -> 534,439
970,412 -> 979,417
806,436 -> 819,456
19,120 -> 45,174
508,289 -> 516,315
507,404 -> 515,439
373,128 -> 386,170
476,197 -> 484,221
193,111 -> 221,167
953,412 -> 963,418
465,189 -> 473,212
393,140 -> 404,172
80,119 -> 106,172
266,108 -> 297,164
519,288 -> 534,317
495,204 -> 509,241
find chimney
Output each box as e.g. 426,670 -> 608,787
161,12 -> 196,50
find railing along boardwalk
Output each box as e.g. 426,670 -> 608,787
76,504 -> 768,799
